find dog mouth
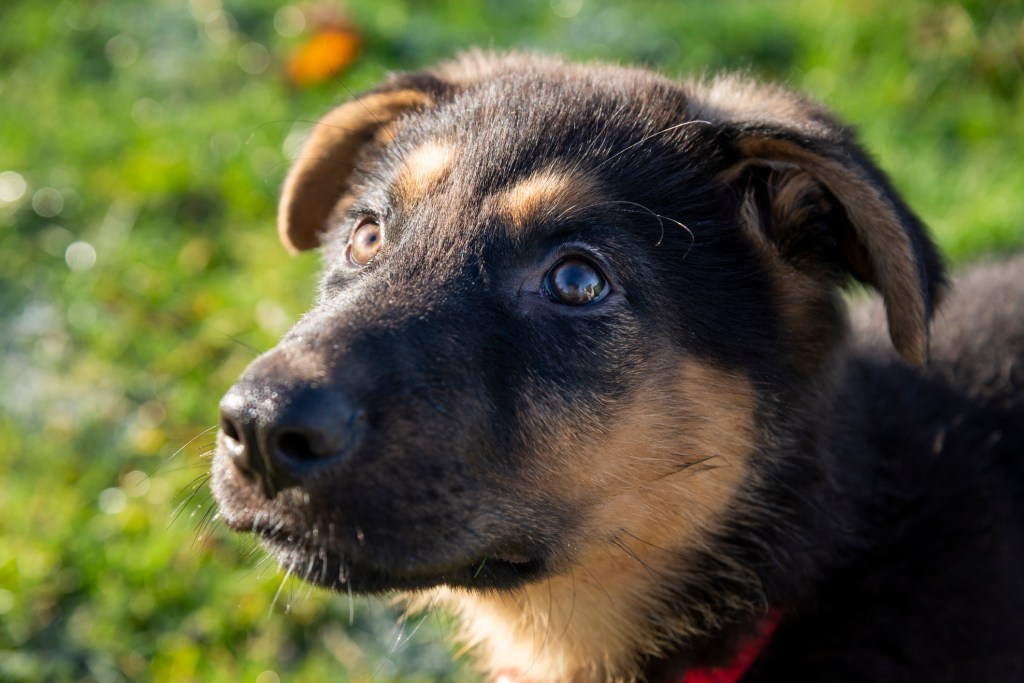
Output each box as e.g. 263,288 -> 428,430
247,520 -> 547,593
212,438 -> 559,593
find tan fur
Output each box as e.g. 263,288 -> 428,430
692,75 -> 833,137
372,122 -> 398,146
278,89 -> 432,253
412,361 -> 760,683
395,142 -> 455,204
494,166 -> 601,229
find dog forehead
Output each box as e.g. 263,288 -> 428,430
378,74 -> 695,238
393,144 -> 601,233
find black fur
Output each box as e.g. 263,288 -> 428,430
211,53 -> 1024,682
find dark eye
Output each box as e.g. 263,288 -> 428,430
543,257 -> 609,306
347,218 -> 382,266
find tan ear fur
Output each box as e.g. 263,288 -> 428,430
726,137 -> 933,364
278,89 -> 432,252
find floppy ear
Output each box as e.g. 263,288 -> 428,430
719,111 -> 946,365
278,88 -> 433,252
276,52 -> 550,252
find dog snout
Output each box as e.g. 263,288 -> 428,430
218,366 -> 366,500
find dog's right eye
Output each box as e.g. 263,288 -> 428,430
347,218 -> 383,267
543,257 -> 609,306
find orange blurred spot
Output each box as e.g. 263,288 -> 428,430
287,27 -> 360,87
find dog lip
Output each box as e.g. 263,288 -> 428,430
489,550 -> 533,564
458,554 -> 545,589
247,519 -> 546,590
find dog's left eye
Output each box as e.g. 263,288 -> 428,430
543,257 -> 609,306
347,218 -> 383,266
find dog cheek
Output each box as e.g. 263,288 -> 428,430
446,357 -> 762,677
524,355 -> 758,553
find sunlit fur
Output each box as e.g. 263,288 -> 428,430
213,53 -> 1024,682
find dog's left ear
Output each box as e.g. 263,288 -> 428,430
276,51 -> 555,252
718,102 -> 947,364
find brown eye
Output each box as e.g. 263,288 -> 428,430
543,257 -> 609,306
347,219 -> 382,266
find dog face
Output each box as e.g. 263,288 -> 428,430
212,53 -> 944,680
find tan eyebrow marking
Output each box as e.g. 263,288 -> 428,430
395,141 -> 454,203
495,166 -> 601,229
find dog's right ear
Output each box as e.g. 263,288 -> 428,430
278,87 -> 433,253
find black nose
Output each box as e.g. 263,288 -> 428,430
218,373 -> 366,499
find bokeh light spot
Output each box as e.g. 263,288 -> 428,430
551,0 -> 583,19
204,10 -> 237,44
238,42 -> 270,75
65,241 -> 97,272
98,487 -> 127,515
0,171 -> 27,203
131,98 -> 165,128
256,300 -> 289,335
123,470 -> 152,498
32,187 -> 64,218
274,6 -> 305,37
105,35 -> 139,68
188,0 -> 221,23
138,400 -> 167,428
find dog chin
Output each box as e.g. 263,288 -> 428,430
253,526 -> 548,594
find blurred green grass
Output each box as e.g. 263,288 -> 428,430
0,0 -> 1021,681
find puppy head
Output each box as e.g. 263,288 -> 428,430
212,53 -> 945,678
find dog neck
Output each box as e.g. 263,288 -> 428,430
485,610 -> 781,683
421,568 -> 781,683
671,610 -> 779,683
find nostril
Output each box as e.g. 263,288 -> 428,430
274,430 -> 321,462
219,413 -> 257,479
220,416 -> 242,444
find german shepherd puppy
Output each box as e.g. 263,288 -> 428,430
211,53 -> 1024,682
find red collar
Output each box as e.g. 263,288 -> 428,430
679,610 -> 780,683
493,611 -> 780,683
